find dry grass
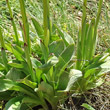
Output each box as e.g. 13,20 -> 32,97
57,75 -> 110,110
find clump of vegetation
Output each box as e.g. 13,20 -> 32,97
0,0 -> 110,110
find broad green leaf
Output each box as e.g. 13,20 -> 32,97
6,68 -> 25,81
22,96 -> 42,106
5,96 -> 23,110
84,68 -> 98,78
0,63 -> 5,70
13,45 -> 24,55
5,43 -> 13,53
8,63 -> 24,68
32,18 -> 44,38
81,103 -> 95,110
40,40 -> 49,63
54,24 -> 74,46
47,56 -> 58,65
54,44 -> 74,78
65,69 -> 82,91
38,81 -> 54,96
36,68 -> 42,84
57,71 -> 69,90
38,81 -> 58,109
49,39 -> 65,57
0,79 -> 15,92
21,61 -> 30,75
38,62 -> 52,72
5,43 -> 24,61
31,57 -> 42,68
63,32 -> 75,45
11,46 -> 24,61
11,83 -> 38,99
21,79 -> 37,89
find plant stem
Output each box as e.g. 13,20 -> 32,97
92,0 -> 103,55
19,0 -> 31,52
43,0 -> 50,48
19,0 -> 36,82
6,0 -> 19,45
0,27 -> 9,72
81,0 -> 87,61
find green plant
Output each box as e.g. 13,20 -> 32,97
0,0 -> 76,109
0,0 -> 109,110
76,0 -> 103,70
81,103 -> 95,110
6,0 -> 19,45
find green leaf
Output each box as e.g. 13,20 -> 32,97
0,63 -> 5,71
5,96 -> 23,110
63,32 -> 75,45
5,43 -> 13,53
31,57 -> 42,69
11,46 -> 24,61
57,71 -> 69,90
13,45 -> 24,55
40,40 -> 49,63
32,18 -> 44,38
21,79 -> 37,89
55,44 -> 74,78
38,81 -> 54,96
86,78 -> 104,90
38,81 -> 59,109
49,39 -> 65,57
6,68 -> 25,81
0,79 -> 15,92
11,83 -> 38,99
0,91 -> 13,100
54,24 -> 74,46
35,68 -> 42,84
81,103 -> 95,110
8,63 -> 24,68
84,68 -> 97,78
22,96 -> 42,105
21,61 -> 30,75
65,69 -> 82,91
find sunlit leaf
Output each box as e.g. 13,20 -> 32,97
5,96 -> 23,110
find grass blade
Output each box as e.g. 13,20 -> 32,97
6,0 -> 19,45
93,0 -> 103,55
